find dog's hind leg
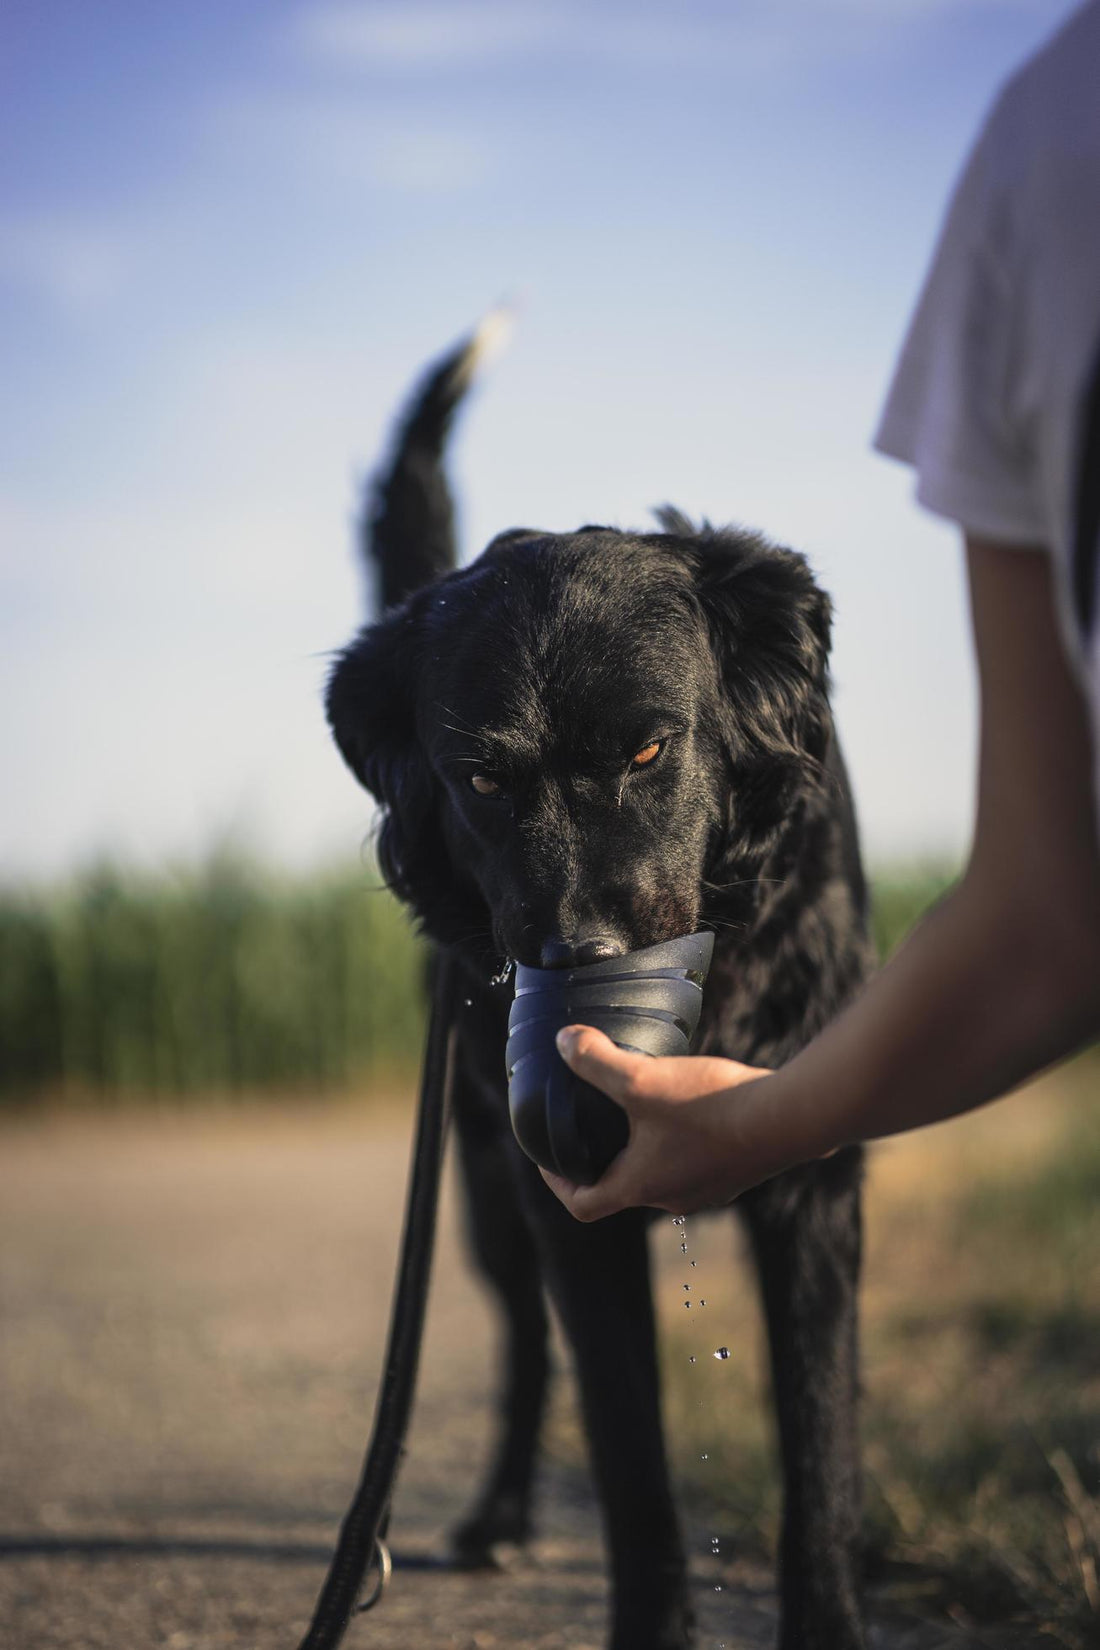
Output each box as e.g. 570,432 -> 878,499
744,1153 -> 865,1650
449,1070 -> 552,1565
525,1180 -> 692,1650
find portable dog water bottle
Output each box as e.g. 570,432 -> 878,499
506,931 -> 715,1186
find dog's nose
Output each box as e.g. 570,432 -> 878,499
538,934 -> 626,970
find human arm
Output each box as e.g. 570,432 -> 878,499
542,539 -> 1100,1220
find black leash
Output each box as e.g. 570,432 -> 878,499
296,951 -> 458,1650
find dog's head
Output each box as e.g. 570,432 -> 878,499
327,517 -> 832,968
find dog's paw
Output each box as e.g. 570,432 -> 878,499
447,1501 -> 533,1571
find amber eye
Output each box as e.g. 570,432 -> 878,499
470,773 -> 501,797
631,740 -> 663,768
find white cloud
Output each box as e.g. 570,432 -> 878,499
290,1 -> 769,72
819,0 -> 1047,13
257,0 -> 1070,206
292,1 -> 556,67
0,218 -> 133,313
289,0 -> 1058,76
356,123 -> 493,191
213,91 -> 496,192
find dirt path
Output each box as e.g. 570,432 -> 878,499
0,1102 -> 987,1650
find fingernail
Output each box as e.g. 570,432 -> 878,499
556,1027 -> 577,1056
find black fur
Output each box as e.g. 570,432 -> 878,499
328,327 -> 873,1650
364,331 -> 486,612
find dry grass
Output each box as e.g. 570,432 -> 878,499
654,1051 -> 1100,1647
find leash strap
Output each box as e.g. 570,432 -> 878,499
295,951 -> 458,1649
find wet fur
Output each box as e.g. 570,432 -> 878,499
327,326 -> 873,1650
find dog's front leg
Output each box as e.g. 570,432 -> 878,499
449,1070 -> 552,1562
744,1153 -> 865,1650
523,1174 -> 692,1650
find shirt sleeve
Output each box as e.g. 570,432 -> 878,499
873,106 -> 1047,547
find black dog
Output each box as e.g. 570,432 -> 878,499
327,321 -> 873,1650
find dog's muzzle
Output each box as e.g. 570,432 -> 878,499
505,930 -> 715,1185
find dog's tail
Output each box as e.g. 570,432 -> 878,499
362,305 -> 514,612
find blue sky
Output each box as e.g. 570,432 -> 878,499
0,0 -> 1074,875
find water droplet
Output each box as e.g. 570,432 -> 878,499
672,1215 -> 686,1226
679,1242 -> 688,1253
684,1301 -> 691,1309
688,1355 -> 696,1364
690,1259 -> 697,1267
714,1584 -> 723,1593
699,1299 -> 707,1306
682,1283 -> 690,1291
463,998 -> 473,1008
713,1346 -> 730,1360
700,1452 -> 708,1460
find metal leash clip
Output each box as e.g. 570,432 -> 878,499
353,1537 -> 393,1613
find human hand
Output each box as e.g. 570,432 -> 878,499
538,1025 -> 778,1221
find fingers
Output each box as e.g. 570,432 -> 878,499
556,1025 -> 767,1109
539,1162 -> 636,1222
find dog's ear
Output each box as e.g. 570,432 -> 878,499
690,531 -> 833,785
326,601 -> 448,910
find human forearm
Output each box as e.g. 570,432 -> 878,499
750,864 -> 1100,1168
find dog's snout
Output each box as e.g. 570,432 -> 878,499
538,934 -> 625,970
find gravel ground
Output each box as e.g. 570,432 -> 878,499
0,1101 -> 995,1650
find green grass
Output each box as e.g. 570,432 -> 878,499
869,860 -> 957,960
0,855 -> 956,1105
659,1052 -> 1100,1646
0,852 -> 427,1102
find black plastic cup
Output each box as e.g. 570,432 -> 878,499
506,931 -> 715,1186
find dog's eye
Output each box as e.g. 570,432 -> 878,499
631,740 -> 663,768
470,773 -> 502,797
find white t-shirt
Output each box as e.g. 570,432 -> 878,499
874,0 -> 1100,834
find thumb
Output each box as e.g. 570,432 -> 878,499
555,1024 -> 648,1109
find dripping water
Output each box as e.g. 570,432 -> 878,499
672,1215 -> 731,1643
